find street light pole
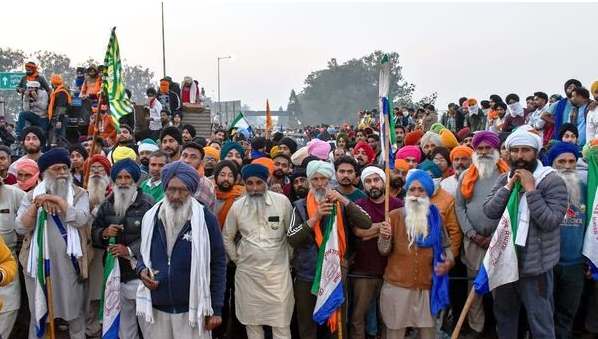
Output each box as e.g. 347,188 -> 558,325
217,56 -> 231,127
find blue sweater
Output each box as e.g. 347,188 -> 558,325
136,207 -> 226,315
559,182 -> 587,266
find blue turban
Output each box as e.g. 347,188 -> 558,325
406,169 -> 434,198
110,158 -> 141,183
38,148 -> 71,173
241,164 -> 269,182
306,160 -> 334,180
220,141 -> 245,160
161,161 -> 200,193
418,160 -> 442,179
547,141 -> 580,166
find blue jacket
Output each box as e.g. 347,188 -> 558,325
136,206 -> 226,315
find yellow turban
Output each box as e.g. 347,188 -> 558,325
111,146 -> 137,164
439,129 -> 458,150
203,146 -> 220,162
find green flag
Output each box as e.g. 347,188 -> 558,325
102,27 -> 132,132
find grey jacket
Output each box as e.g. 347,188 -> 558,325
483,171 -> 568,277
22,89 -> 48,118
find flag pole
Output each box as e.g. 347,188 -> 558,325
337,308 -> 343,339
383,112 -> 391,221
46,272 -> 56,339
83,92 -> 103,189
451,288 -> 477,339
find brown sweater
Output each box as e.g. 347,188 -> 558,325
430,187 -> 462,259
379,208 -> 451,290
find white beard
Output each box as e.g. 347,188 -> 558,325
44,171 -> 72,201
113,185 -> 137,220
558,170 -> 581,207
160,197 -> 193,254
404,196 -> 430,248
88,175 -> 110,208
472,150 -> 500,180
246,193 -> 267,221
311,187 -> 328,202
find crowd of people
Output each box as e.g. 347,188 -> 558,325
0,61 -> 598,339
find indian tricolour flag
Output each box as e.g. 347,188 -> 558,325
583,146 -> 598,279
99,238 -> 121,339
311,204 -> 344,332
473,182 -> 521,294
231,112 -> 253,134
33,210 -> 50,338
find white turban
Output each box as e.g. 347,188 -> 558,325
504,129 -> 543,151
360,166 -> 386,184
26,81 -> 40,88
306,160 -> 334,180
420,131 -> 444,148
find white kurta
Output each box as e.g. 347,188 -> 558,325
0,185 -> 25,313
222,191 -> 294,327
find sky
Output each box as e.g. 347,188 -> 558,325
1,1 -> 597,115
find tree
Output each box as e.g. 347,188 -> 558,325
0,48 -> 26,72
33,50 -> 74,83
286,89 -> 304,128
122,63 -> 155,103
298,50 -> 415,125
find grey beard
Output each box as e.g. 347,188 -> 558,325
88,175 -> 110,208
473,150 -> 500,180
113,185 -> 137,220
404,196 -> 430,248
44,171 -> 72,201
558,170 -> 581,207
160,197 -> 192,255
246,193 -> 266,221
311,187 -> 328,202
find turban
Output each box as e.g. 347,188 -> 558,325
17,159 -> 39,191
439,129 -> 458,149
213,160 -> 239,181
86,154 -> 111,175
353,141 -> 375,164
38,148 -> 70,173
404,130 -> 424,146
269,145 -> 280,158
278,137 -> 298,154
26,81 -> 40,88
472,130 -> 500,150
463,98 -> 478,108
396,146 -> 422,163
25,61 -> 38,70
430,123 -> 445,134
22,126 -> 46,146
361,166 -> 386,184
241,164 -> 269,183
505,129 -> 542,151
450,145 -> 474,162
161,161 -> 200,193
394,159 -> 409,172
290,168 -> 307,182
111,146 -> 137,164
110,158 -> 141,183
173,112 -> 183,120
336,133 -> 350,145
418,160 -> 442,179
406,169 -> 434,198
138,138 -> 159,153
252,157 -> 275,176
221,141 -> 245,160
307,139 -> 331,160
558,123 -> 579,140
160,126 -> 183,145
50,74 -> 63,86
182,124 -> 196,138
203,146 -> 220,161
547,141 -> 580,165
235,127 -> 250,140
291,146 -> 309,166
251,137 -> 267,150
420,131 -> 444,148
68,143 -> 88,160
457,127 -> 471,142
183,76 -> 193,84
591,81 -> 598,96
306,160 -> 334,180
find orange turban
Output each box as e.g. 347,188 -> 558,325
394,159 -> 409,172
50,74 -> 63,86
404,130 -> 423,146
439,129 -> 458,150
449,145 -> 474,162
252,157 -> 274,176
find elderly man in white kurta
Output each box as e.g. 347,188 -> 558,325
15,148 -> 90,339
222,163 -> 295,339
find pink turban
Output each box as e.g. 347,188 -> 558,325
17,158 -> 39,191
395,146 -> 422,163
306,139 -> 331,160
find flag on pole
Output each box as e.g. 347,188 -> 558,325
266,100 -> 272,138
102,27 -> 132,132
231,112 -> 253,134
99,238 -> 121,339
34,209 -> 50,338
311,204 -> 345,332
583,146 -> 598,279
379,54 -> 396,169
473,182 -> 521,294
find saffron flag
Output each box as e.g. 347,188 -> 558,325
266,100 -> 272,138
583,146 -> 598,279
311,204 -> 345,332
102,27 -> 132,132
99,238 -> 121,339
473,181 -> 521,294
378,54 -> 396,169
34,210 -> 50,338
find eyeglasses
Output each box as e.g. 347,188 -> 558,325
90,166 -> 105,172
166,186 -> 190,195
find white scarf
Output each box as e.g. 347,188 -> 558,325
136,198 -> 213,334
184,81 -> 198,104
512,162 -> 556,246
26,181 -> 82,277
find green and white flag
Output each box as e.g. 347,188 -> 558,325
102,27 -> 132,132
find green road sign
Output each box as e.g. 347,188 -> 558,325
0,72 -> 25,90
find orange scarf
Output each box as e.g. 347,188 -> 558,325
306,190 -> 346,333
48,85 -> 72,121
461,159 -> 510,199
216,184 -> 246,228
26,71 -> 39,81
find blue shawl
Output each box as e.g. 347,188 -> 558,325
552,98 -> 569,140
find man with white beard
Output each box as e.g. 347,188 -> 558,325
222,163 -> 294,339
378,169 -> 453,339
16,148 -> 90,339
137,161 -> 226,339
455,131 -> 510,338
440,145 -> 473,197
92,158 -> 155,339
547,142 -> 586,339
